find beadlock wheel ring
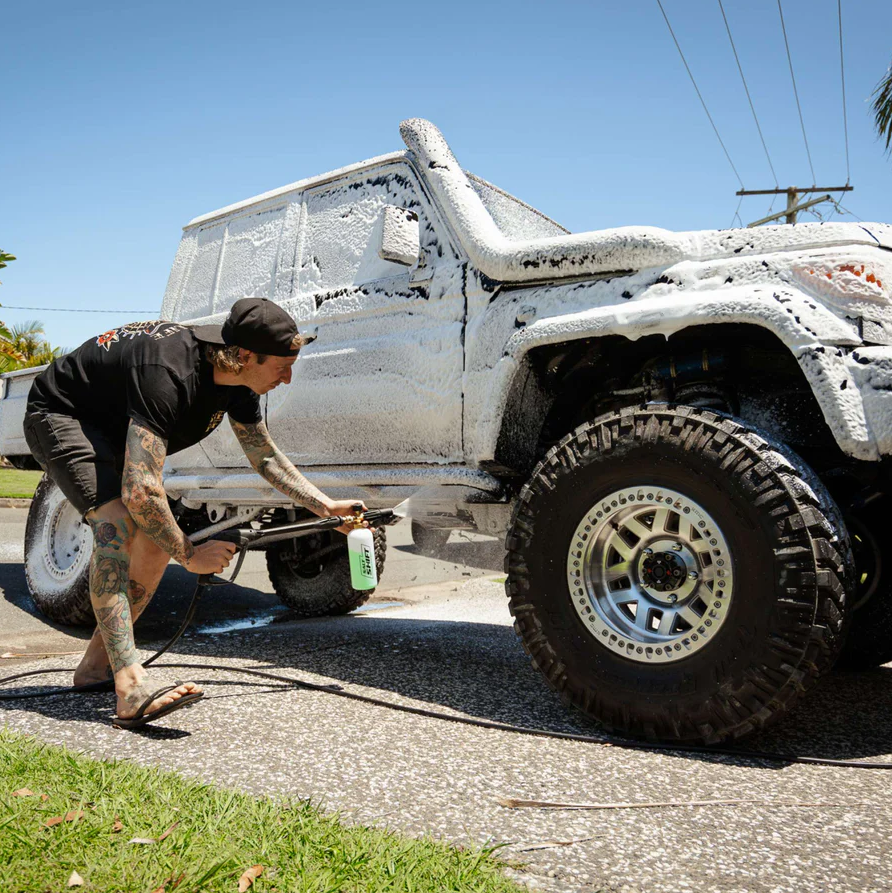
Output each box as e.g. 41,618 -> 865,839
566,486 -> 735,664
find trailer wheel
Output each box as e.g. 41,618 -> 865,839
24,476 -> 94,626
266,526 -> 387,617
505,405 -> 851,744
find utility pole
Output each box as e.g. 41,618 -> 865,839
735,185 -> 853,227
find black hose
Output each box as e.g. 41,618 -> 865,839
144,660 -> 892,770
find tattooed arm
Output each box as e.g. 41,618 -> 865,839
122,422 -> 195,562
122,421 -> 237,573
230,419 -> 336,515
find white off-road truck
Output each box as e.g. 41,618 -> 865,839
4,119 -> 891,744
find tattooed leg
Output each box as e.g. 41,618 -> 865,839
76,499 -> 201,719
73,520 -> 171,686
86,502 -> 139,675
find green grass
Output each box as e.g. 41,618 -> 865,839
0,728 -> 523,892
0,468 -> 42,498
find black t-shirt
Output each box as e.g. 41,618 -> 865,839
28,321 -> 262,455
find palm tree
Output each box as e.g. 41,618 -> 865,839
9,321 -> 63,368
0,321 -> 24,374
0,250 -> 26,371
0,250 -> 23,371
875,57 -> 892,152
0,251 -> 15,284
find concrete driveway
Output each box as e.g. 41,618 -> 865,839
2,507 -> 891,893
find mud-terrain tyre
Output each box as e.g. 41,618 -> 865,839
266,526 -> 387,617
411,521 -> 450,553
24,476 -> 94,626
505,405 -> 851,744
836,498 -> 892,669
763,440 -> 854,677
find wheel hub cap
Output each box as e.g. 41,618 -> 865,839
566,486 -> 735,664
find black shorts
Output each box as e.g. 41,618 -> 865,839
23,410 -> 124,518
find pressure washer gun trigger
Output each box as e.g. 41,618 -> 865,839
196,547 -> 249,588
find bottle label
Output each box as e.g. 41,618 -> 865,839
348,538 -> 377,590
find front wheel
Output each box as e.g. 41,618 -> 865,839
24,476 -> 94,626
505,405 -> 851,744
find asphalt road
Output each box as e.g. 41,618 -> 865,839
2,507 -> 892,892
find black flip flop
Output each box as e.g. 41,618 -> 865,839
113,684 -> 204,730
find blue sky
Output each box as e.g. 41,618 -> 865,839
3,0 -> 891,350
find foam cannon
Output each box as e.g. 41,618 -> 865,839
206,505 -> 397,590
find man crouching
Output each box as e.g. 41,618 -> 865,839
23,298 -> 363,729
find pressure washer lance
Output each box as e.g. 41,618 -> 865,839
203,505 -> 393,589
0,506 -> 397,696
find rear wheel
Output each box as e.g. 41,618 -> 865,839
505,405 -> 851,744
24,476 -> 94,626
411,521 -> 450,553
266,527 -> 387,617
835,498 -> 892,669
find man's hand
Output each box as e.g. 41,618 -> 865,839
182,540 -> 238,576
324,499 -> 369,535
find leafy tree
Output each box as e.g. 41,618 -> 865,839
0,322 -> 24,373
8,321 -> 63,368
0,255 -> 63,370
875,58 -> 892,152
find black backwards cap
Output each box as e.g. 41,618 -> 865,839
192,298 -> 315,357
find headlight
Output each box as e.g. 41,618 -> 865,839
792,252 -> 892,321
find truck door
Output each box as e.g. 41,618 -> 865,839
266,161 -> 464,466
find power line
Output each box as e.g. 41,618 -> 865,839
777,0 -> 817,184
656,0 -> 745,189
832,200 -> 862,222
717,0 -> 778,186
729,195 -> 744,229
0,305 -> 157,314
837,0 -> 851,184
